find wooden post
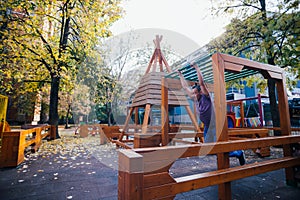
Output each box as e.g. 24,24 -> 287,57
276,74 -> 295,186
0,132 -> 21,167
161,77 -> 169,146
99,125 -> 108,145
135,107 -> 139,126
118,149 -> 143,200
79,125 -> 89,138
240,101 -> 245,127
118,107 -> 135,142
212,53 -> 231,200
32,127 -> 42,152
142,104 -> 151,134
257,94 -> 264,126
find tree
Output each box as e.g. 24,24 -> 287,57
208,0 -> 299,133
0,0 -> 123,137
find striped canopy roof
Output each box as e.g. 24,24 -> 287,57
165,52 -> 260,83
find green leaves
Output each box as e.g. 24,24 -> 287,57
0,0 -> 123,128
208,0 -> 299,90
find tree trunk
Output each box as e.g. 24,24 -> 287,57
267,79 -> 281,135
65,103 -> 71,129
260,0 -> 281,135
49,75 -> 60,139
266,43 -> 281,136
107,104 -> 111,126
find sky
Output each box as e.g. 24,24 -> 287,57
110,0 -> 232,50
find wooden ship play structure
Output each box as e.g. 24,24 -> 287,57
114,36 -> 300,200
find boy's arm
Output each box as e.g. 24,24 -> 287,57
177,70 -> 194,99
192,64 -> 209,96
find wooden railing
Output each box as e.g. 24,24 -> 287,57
118,135 -> 300,200
0,125 -> 55,167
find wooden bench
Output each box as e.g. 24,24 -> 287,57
118,135 -> 300,200
99,125 -> 124,144
76,124 -> 103,137
0,125 -> 55,167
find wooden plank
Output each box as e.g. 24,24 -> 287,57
172,138 -> 198,144
134,84 -> 161,94
134,132 -> 203,139
134,134 -> 161,148
131,99 -> 189,107
228,128 -> 269,136
134,89 -> 162,99
114,140 -> 133,149
138,79 -> 164,88
219,53 -> 283,75
133,87 -> 188,100
144,172 -> 176,188
134,136 -> 300,170
267,71 -> 283,79
224,61 -> 244,72
141,157 -> 300,200
132,93 -> 188,103
0,132 -> 21,167
164,78 -> 183,89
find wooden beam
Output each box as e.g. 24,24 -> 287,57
134,135 -> 300,159
142,104 -> 151,134
219,53 -> 284,75
141,157 -> 300,199
118,150 -> 144,200
212,53 -> 228,141
276,73 -> 295,185
161,77 -> 169,146
122,107 -> 135,140
161,54 -> 172,73
212,52 -> 231,200
145,52 -> 156,74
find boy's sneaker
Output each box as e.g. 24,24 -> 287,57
238,150 -> 246,166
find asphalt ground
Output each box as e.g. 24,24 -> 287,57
0,128 -> 299,200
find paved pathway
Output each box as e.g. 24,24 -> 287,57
0,128 -> 299,200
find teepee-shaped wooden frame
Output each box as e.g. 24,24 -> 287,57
121,35 -> 201,146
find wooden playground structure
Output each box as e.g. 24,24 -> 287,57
116,38 -> 300,200
98,36 -> 204,149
